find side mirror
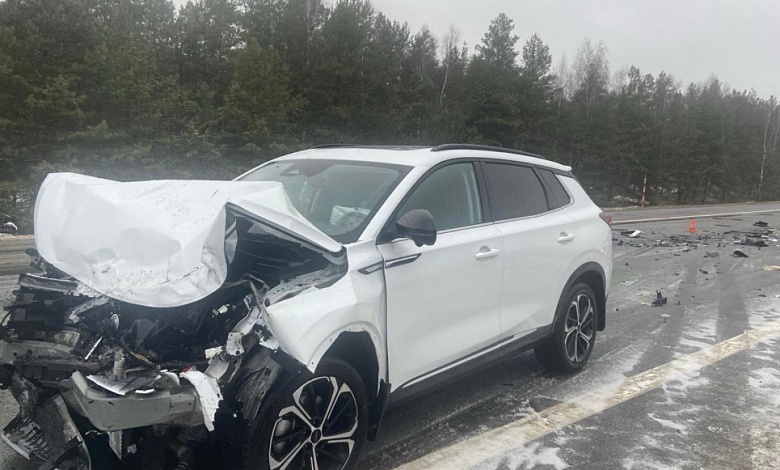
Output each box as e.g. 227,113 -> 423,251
395,209 -> 437,247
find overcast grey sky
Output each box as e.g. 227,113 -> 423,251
369,0 -> 780,98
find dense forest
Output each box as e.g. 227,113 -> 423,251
1,0 -> 779,232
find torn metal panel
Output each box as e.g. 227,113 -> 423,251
66,296 -> 110,324
65,371 -> 202,431
34,173 -> 342,308
86,373 -> 161,396
0,340 -> 75,366
2,395 -> 91,470
180,370 -> 223,432
1,411 -> 46,460
226,302 -> 264,357
18,274 -> 78,294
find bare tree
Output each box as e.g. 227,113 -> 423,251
410,26 -> 437,85
610,66 -> 628,92
553,54 -> 572,100
438,25 -> 461,106
573,39 -> 609,113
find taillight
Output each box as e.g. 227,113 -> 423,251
599,212 -> 612,226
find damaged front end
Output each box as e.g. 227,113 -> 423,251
0,206 -> 347,469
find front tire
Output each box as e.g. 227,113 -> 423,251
535,283 -> 598,373
240,358 -> 369,470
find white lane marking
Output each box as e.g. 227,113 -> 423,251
393,320 -> 780,470
613,208 -> 780,225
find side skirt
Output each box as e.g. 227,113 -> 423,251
387,327 -> 549,407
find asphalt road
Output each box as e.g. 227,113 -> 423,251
2,204 -> 780,469
0,235 -> 34,276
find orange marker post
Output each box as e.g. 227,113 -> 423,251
688,219 -> 697,233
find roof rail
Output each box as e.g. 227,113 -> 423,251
311,144 -> 429,150
430,143 -> 545,160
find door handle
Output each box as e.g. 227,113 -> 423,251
475,248 -> 501,260
557,232 -> 575,243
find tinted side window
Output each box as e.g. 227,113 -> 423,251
483,163 -> 548,220
396,163 -> 482,231
539,169 -> 571,209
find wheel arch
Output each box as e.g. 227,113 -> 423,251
555,262 -> 607,332
323,331 -> 380,400
320,330 -> 389,442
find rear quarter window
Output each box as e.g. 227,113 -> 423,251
539,169 -> 572,209
483,163 -> 548,221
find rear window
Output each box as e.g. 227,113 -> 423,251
483,163 -> 548,220
539,169 -> 571,209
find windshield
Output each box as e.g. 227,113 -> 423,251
238,159 -> 410,243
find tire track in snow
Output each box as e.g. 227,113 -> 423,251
393,318 -> 780,470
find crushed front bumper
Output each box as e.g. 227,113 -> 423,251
0,364 -> 204,469
63,371 -> 203,431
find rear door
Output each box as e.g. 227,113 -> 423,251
480,161 -> 581,337
378,161 -> 505,390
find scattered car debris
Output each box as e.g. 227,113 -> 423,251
661,313 -> 670,322
764,266 -> 780,272
705,252 -> 720,258
699,268 -> 709,274
754,220 -> 769,227
621,230 -> 643,238
732,249 -> 749,258
652,290 -> 668,307
737,238 -> 768,247
759,294 -> 768,297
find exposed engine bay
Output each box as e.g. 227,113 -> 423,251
0,207 -> 347,470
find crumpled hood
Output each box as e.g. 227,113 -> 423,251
34,173 -> 342,308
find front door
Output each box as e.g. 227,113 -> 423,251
378,162 -> 505,390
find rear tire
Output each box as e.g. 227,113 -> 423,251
535,283 -> 598,374
239,357 -> 368,470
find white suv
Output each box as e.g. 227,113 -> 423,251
0,144 -> 611,470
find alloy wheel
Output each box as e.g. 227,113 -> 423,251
564,293 -> 595,363
268,376 -> 359,470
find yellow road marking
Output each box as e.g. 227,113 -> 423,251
393,321 -> 780,470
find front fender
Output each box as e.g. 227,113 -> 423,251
264,244 -> 387,382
